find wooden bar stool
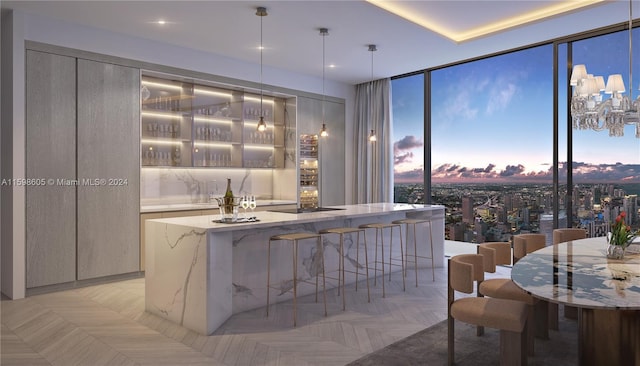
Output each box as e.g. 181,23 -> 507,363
358,222 -> 405,298
392,218 -> 435,285
266,232 -> 326,327
319,227 -> 370,310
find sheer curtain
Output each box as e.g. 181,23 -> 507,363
353,78 -> 393,203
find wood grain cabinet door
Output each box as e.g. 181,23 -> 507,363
25,50 -> 77,288
77,59 -> 140,280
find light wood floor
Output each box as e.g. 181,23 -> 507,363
2,242 -> 506,366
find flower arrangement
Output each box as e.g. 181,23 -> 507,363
608,211 -> 637,248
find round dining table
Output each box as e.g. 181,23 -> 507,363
511,236 -> 640,366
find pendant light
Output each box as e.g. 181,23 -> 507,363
256,6 -> 268,132
368,44 -> 377,142
319,28 -> 329,137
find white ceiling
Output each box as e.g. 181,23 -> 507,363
2,1 -> 635,85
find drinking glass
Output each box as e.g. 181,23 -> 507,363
241,195 -> 249,219
249,195 -> 257,217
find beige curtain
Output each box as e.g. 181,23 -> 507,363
354,78 -> 393,203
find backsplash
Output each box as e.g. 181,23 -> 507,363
141,167 -> 284,206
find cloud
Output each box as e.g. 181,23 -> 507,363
499,164 -> 525,177
395,152 -> 414,165
394,135 -> 423,153
486,83 -> 517,115
428,162 -> 640,183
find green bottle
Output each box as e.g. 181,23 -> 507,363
224,178 -> 234,214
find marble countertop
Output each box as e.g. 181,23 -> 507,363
511,236 -> 640,310
140,199 -> 296,213
146,203 -> 445,232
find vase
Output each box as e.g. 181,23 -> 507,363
606,244 -> 626,260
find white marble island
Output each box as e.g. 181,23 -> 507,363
145,203 -> 445,335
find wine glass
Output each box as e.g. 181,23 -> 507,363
241,195 -> 249,219
248,195 -> 257,218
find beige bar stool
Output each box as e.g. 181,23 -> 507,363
266,232 -> 327,327
358,222 -> 405,297
319,227 -> 371,310
392,218 -> 435,285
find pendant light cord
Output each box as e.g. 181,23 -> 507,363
260,10 -> 264,117
629,0 -> 633,102
322,29 -> 326,124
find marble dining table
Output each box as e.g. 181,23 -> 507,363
511,236 -> 640,366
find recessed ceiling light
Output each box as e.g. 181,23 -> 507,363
156,20 -> 166,25
328,64 -> 336,68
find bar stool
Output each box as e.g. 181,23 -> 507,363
319,227 -> 371,310
266,232 -> 327,327
358,222 -> 405,297
392,218 -> 435,285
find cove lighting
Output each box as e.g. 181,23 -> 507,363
366,0 -> 605,43
193,116 -> 233,124
141,111 -> 183,120
141,80 -> 183,90
193,142 -> 232,148
141,139 -> 182,146
193,88 -> 233,98
243,144 -> 274,150
244,96 -> 275,104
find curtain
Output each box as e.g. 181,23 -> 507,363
353,78 -> 393,203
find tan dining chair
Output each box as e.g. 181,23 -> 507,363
477,242 -> 542,353
550,228 -> 587,326
448,254 -> 529,366
512,233 -> 546,264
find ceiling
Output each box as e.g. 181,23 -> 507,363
2,1 -> 635,85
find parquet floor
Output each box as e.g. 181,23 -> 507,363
2,242 -> 505,366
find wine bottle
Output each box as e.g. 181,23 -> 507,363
224,178 -> 234,213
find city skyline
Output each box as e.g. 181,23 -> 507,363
392,29 -> 640,184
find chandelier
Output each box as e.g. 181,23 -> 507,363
570,0 -> 640,138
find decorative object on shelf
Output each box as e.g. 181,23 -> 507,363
319,28 -> 329,137
570,0 -> 640,138
606,211 -> 638,259
368,44 -> 378,143
256,6 -> 268,133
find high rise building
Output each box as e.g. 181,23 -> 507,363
462,196 -> 474,224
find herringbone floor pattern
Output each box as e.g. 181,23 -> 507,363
2,243 -> 505,366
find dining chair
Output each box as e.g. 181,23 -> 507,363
512,233 -> 546,264
477,242 -> 542,353
448,254 -> 528,366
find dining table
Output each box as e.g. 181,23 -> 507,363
511,236 -> 640,366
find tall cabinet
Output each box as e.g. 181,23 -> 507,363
77,60 -> 140,280
25,50 -> 140,288
25,51 -> 77,288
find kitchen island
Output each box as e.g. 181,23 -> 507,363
145,203 -> 445,335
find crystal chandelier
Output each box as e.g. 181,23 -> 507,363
570,0 -> 640,138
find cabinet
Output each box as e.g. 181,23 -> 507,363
77,59 -> 140,280
25,50 -> 77,288
141,74 -> 287,169
299,134 -> 319,209
25,51 -> 141,288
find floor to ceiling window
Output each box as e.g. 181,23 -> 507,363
391,24 -> 640,244
392,73 -> 425,203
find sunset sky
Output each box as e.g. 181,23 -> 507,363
392,29 -> 640,184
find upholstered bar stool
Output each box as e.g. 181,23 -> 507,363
266,232 -> 326,327
319,227 -> 371,310
392,218 -> 435,285
358,222 -> 405,298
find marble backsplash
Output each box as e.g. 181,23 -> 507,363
141,167 -> 295,206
